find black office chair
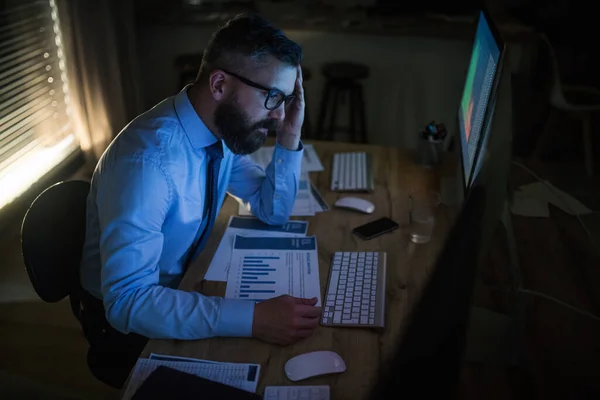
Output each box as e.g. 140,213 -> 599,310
21,180 -> 90,320
21,179 -> 144,389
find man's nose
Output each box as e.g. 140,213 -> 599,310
267,104 -> 285,122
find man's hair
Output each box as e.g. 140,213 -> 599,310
197,13 -> 302,82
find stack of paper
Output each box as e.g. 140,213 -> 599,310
122,353 -> 260,399
225,235 -> 322,306
204,216 -> 309,281
204,217 -> 322,305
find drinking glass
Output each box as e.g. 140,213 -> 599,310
408,190 -> 440,244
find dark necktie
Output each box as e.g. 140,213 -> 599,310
185,141 -> 224,268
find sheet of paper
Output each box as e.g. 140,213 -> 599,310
310,182 -> 329,212
122,358 -> 260,399
149,353 -> 216,364
250,144 -> 324,172
204,216 -> 309,281
302,144 -> 325,172
225,235 -> 322,306
293,174 -> 316,215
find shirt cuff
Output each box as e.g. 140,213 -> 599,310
215,298 -> 255,337
273,140 -> 304,170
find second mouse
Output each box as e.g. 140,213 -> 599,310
284,350 -> 346,381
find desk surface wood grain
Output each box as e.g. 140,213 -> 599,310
133,139 -> 458,399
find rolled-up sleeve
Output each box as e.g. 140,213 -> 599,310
228,141 -> 304,225
96,156 -> 254,339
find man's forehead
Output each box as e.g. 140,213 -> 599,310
248,60 -> 296,94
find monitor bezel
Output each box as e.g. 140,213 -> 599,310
457,8 -> 507,198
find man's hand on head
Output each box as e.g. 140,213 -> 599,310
276,65 -> 304,151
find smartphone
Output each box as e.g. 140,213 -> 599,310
353,217 -> 399,240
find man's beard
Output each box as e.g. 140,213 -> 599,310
214,99 -> 278,155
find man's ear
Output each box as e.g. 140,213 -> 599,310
208,70 -> 227,101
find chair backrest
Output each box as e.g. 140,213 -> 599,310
538,33 -> 567,107
21,180 -> 90,303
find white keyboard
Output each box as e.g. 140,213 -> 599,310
264,386 -> 330,400
331,152 -> 374,192
321,252 -> 387,328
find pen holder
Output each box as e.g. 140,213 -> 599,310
415,137 -> 444,168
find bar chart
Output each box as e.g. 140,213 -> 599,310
225,236 -> 322,305
238,255 -> 280,301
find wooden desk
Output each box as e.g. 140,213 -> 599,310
125,139 -> 457,399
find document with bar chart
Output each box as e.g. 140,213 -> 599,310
225,235 -> 322,306
204,216 -> 309,282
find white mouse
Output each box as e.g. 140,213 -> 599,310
284,350 -> 346,381
333,197 -> 375,214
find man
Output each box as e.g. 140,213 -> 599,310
79,13 -> 321,388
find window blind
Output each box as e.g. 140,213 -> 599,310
0,0 -> 79,210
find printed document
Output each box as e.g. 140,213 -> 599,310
122,357 -> 260,399
225,235 -> 322,306
204,216 -> 308,281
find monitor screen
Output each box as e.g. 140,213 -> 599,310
458,11 -> 502,189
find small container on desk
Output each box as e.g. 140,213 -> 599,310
415,121 -> 447,168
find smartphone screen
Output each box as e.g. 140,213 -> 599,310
353,217 -> 399,240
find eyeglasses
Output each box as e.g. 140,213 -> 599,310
220,68 -> 295,111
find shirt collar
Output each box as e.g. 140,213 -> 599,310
174,84 -> 219,149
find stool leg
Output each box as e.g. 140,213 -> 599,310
317,83 -> 331,140
327,87 -> 340,141
349,87 -> 357,143
356,84 -> 368,143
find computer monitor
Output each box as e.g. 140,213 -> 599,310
458,9 -> 506,192
367,9 -> 512,399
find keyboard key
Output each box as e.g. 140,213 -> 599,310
327,272 -> 339,294
333,312 -> 341,324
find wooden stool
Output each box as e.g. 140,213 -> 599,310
316,62 -> 369,143
174,53 -> 203,91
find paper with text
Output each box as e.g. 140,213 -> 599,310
122,358 -> 260,399
204,216 -> 308,281
225,235 -> 322,306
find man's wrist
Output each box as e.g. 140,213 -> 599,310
276,133 -> 301,151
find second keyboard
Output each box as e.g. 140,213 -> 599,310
321,252 -> 387,328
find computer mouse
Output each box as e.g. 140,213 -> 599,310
333,197 -> 375,214
284,350 -> 346,382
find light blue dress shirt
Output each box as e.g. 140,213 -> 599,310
79,86 -> 303,340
